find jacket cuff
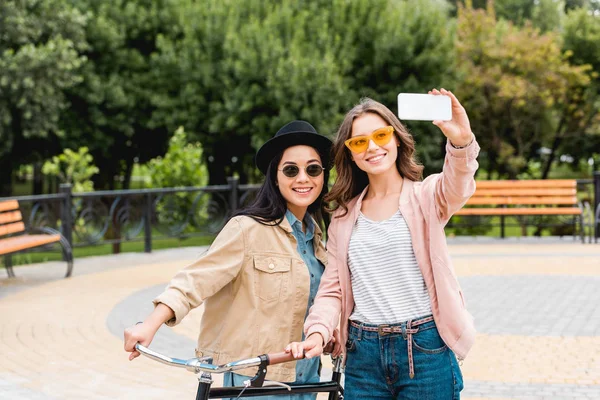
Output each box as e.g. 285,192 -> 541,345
446,137 -> 480,160
305,323 -> 331,346
152,289 -> 189,327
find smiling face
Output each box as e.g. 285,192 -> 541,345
349,113 -> 399,176
277,145 -> 325,220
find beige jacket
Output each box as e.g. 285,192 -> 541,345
153,215 -> 327,382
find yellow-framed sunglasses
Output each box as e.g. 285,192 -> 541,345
344,126 -> 395,153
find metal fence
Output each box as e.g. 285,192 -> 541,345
2,172 -> 600,254
3,177 -> 261,253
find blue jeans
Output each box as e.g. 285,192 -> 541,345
345,316 -> 463,399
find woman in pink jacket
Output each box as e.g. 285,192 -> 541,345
287,89 -> 479,399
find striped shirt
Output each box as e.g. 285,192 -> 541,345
348,210 -> 432,325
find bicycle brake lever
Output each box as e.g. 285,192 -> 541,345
249,355 -> 269,387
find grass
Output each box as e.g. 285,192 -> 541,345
2,235 -> 216,268
445,215 -> 583,238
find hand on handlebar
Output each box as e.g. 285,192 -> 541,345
285,333 -> 324,360
329,328 -> 343,358
285,328 -> 343,360
124,322 -> 158,361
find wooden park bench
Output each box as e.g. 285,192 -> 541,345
454,179 -> 587,242
0,200 -> 73,278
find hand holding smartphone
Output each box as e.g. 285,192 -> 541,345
397,93 -> 452,121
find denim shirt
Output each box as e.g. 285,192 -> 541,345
285,210 -> 324,384
286,210 -> 324,318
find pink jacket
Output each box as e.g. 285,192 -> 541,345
305,139 -> 480,360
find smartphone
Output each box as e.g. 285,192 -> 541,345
397,93 -> 452,121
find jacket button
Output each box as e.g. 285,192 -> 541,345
268,263 -> 275,270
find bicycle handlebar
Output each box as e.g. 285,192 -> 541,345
135,343 -> 300,375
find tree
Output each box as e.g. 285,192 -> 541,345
448,0 -> 594,30
152,0 -> 349,185
268,0 -> 457,175
42,147 -> 99,192
532,0 -> 565,33
146,127 -> 208,189
0,0 -> 87,196
455,0 -> 591,178
145,127 -> 211,233
565,0 -> 600,12
152,0 -> 456,184
60,0 -> 182,190
551,7 -> 600,175
447,0 -> 535,21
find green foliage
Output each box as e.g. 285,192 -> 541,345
146,127 -> 208,188
0,0 -> 88,195
455,1 -> 592,178
494,0 -> 536,25
145,127 -> 210,233
59,0 -> 182,189
532,0 -> 565,32
152,0 -> 456,183
42,147 -> 99,192
322,0 -> 457,175
16,164 -> 33,181
3,0 -> 599,198
553,7 -> 600,172
152,0 -> 348,184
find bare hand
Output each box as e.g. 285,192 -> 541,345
285,333 -> 324,360
429,88 -> 473,146
330,328 -> 343,358
124,322 -> 157,361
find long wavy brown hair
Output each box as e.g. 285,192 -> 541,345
325,97 -> 424,217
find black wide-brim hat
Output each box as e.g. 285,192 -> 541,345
255,120 -> 332,175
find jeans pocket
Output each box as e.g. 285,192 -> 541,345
412,326 -> 448,354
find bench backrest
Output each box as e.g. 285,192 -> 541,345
0,200 -> 25,238
465,179 -> 578,206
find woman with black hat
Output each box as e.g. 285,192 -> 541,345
124,120 -> 341,398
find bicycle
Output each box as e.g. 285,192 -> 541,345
135,343 -> 345,400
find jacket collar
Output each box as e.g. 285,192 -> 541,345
277,212 -> 323,241
278,215 -> 294,233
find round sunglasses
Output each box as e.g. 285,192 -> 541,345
278,164 -> 325,178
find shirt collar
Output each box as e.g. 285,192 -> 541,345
285,210 -> 315,240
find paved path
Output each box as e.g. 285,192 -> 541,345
1,241 -> 600,399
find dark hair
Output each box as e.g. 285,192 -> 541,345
233,149 -> 330,230
325,97 -> 423,217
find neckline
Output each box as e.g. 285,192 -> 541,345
358,209 -> 401,224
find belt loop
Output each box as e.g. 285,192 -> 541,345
407,318 -> 415,379
357,323 -> 363,341
401,322 -> 407,340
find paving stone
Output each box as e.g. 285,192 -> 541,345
1,242 -> 600,399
